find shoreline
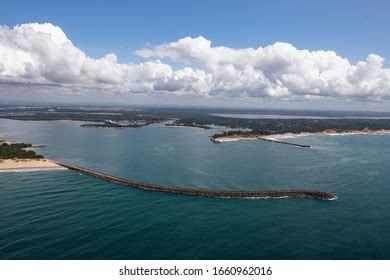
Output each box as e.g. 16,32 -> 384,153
211,129 -> 390,143
165,124 -> 211,129
0,159 -> 65,172
165,125 -> 204,129
262,129 -> 390,140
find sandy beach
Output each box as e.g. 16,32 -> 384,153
261,129 -> 390,140
212,136 -> 258,143
0,159 -> 64,171
212,129 -> 390,143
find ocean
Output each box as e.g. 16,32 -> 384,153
1,119 -> 390,259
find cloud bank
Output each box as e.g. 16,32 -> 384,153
1,23 -> 390,103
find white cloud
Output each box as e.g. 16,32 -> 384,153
137,36 -> 390,101
1,23 -> 390,103
0,23 -> 211,95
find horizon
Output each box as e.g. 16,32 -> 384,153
3,99 -> 390,116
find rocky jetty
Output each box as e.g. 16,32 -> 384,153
52,160 -> 336,201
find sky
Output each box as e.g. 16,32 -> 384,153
1,0 -> 390,110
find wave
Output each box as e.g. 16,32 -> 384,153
245,195 -> 305,200
244,195 -> 337,201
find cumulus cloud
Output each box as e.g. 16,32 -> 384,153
0,23 -> 212,95
1,23 -> 390,102
137,36 -> 390,101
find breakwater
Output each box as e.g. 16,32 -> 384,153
258,137 -> 311,148
52,160 -> 335,200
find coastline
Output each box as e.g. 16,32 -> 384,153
165,125 -> 208,129
0,159 -> 65,172
212,129 -> 390,143
165,124 -> 212,129
262,129 -> 390,140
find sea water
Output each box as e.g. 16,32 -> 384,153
1,119 -> 390,259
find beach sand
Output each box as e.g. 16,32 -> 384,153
213,129 -> 390,142
0,159 -> 64,171
261,129 -> 390,140
213,136 -> 258,143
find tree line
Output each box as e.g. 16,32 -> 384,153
0,143 -> 44,159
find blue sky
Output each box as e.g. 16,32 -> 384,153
1,0 -> 390,110
2,0 -> 389,64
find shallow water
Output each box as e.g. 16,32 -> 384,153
1,119 -> 390,259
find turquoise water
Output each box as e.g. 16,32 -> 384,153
1,119 -> 390,259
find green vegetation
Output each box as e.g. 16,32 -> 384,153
2,105 -> 390,136
173,115 -> 390,135
81,123 -> 144,128
0,107 -> 168,124
0,143 -> 43,159
165,121 -> 212,129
